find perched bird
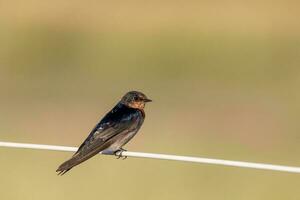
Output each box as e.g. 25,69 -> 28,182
56,91 -> 152,175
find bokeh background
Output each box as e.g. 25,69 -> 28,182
1,0 -> 300,199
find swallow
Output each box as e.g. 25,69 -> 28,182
56,91 -> 152,175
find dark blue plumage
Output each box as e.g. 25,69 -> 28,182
56,91 -> 151,175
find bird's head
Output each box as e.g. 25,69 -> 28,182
121,91 -> 152,109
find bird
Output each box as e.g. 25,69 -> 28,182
56,91 -> 152,175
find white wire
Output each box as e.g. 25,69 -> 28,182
0,141 -> 300,174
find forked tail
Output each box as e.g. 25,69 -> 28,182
56,156 -> 80,175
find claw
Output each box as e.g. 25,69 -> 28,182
115,148 -> 127,159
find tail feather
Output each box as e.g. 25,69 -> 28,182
56,156 -> 79,175
56,147 -> 105,175
57,168 -> 71,176
56,153 -> 88,175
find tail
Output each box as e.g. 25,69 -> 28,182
56,153 -> 88,175
56,147 -> 104,175
56,156 -> 79,175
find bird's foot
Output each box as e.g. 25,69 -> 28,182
115,148 -> 127,160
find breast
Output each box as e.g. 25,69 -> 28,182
107,109 -> 145,150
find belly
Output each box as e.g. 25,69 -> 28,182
107,130 -> 138,151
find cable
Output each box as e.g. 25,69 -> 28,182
0,141 -> 300,174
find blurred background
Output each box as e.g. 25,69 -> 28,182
0,0 -> 300,199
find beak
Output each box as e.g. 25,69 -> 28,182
144,98 -> 152,103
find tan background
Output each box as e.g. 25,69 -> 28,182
0,0 -> 300,199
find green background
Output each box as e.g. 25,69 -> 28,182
0,0 -> 300,199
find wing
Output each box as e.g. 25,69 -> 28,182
56,104 -> 143,174
74,104 -> 142,156
74,121 -> 120,156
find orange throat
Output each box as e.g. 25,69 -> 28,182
128,101 -> 145,110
